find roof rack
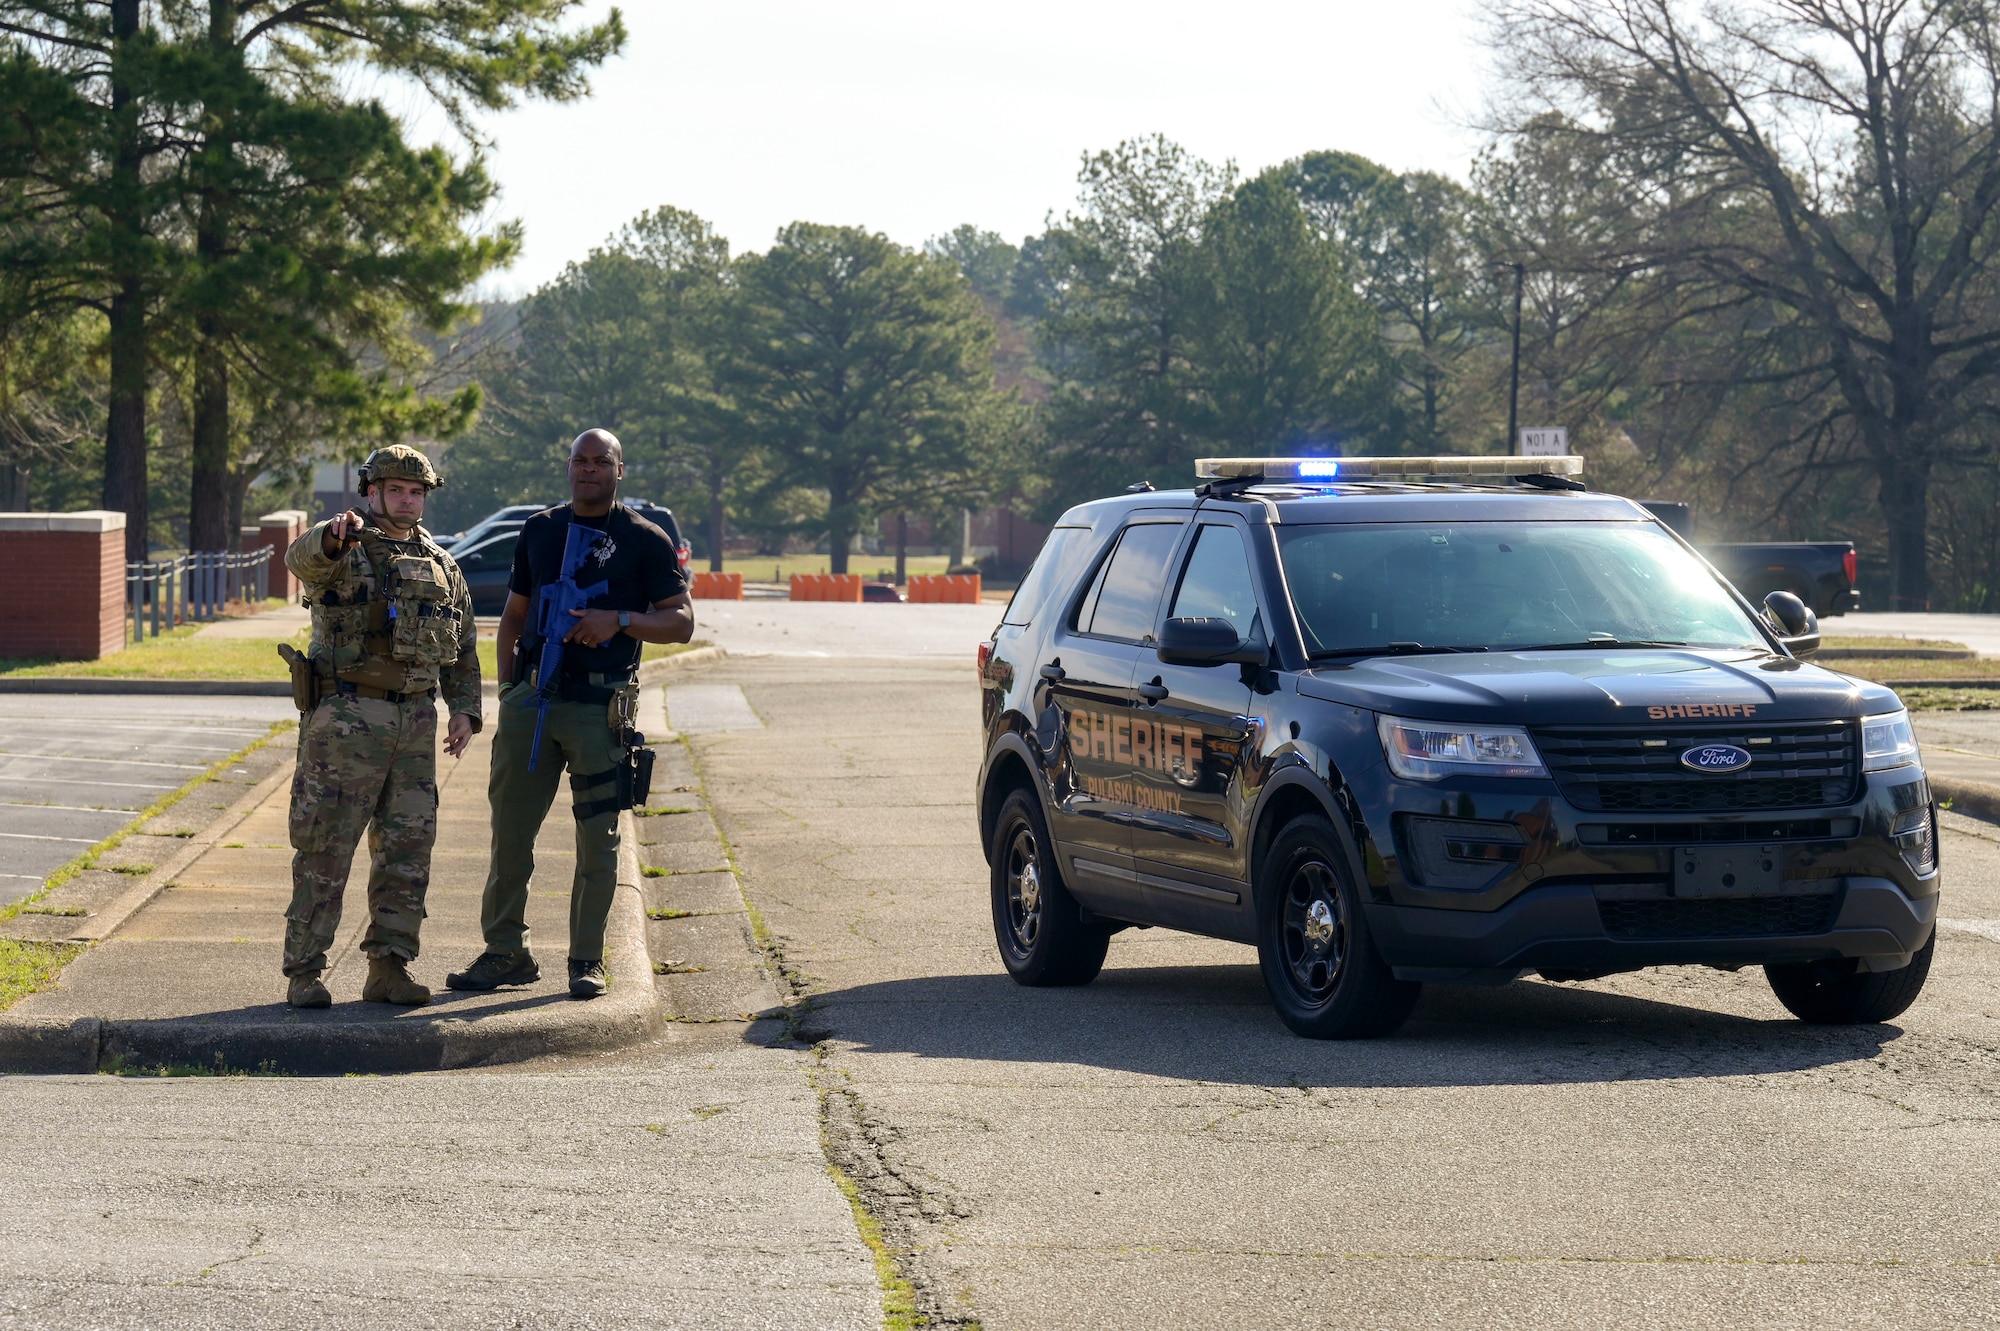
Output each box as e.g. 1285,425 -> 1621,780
1193,455 -> 1585,482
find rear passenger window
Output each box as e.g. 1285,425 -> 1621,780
1002,527 -> 1092,626
1077,522 -> 1185,642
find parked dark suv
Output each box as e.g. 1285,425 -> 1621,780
975,456 -> 1939,1039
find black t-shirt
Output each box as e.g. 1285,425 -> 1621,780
509,502 -> 687,680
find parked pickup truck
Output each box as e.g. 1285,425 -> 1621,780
1638,502 -> 1859,617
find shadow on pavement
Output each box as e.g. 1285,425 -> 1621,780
796,963 -> 1899,1087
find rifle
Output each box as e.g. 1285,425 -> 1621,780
526,521 -> 610,771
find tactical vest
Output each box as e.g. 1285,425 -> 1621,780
305,529 -> 463,690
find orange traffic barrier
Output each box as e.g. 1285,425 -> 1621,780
907,573 -> 982,604
689,571 -> 744,600
788,573 -> 863,602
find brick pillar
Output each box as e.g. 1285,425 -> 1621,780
0,511 -> 128,659
246,509 -> 309,601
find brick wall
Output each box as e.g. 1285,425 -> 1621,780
0,511 -> 128,660
242,509 -> 309,601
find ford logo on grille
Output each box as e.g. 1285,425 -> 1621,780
1681,743 -> 1753,774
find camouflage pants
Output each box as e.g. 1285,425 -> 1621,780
283,693 -> 438,977
480,688 -> 625,962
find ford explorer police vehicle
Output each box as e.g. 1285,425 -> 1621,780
975,456 -> 1937,1039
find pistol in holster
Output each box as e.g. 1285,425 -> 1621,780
608,681 -> 655,813
277,643 -> 322,714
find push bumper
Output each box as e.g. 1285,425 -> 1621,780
1367,876 -> 1936,984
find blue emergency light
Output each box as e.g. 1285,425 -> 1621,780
1195,455 -> 1585,483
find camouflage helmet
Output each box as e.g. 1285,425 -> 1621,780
357,444 -> 442,494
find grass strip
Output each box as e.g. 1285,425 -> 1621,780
0,629 -> 703,684
0,940 -> 83,1012
1899,687 -> 2000,712
1822,636 -> 1969,652
0,719 -> 295,927
1825,655 -> 2000,682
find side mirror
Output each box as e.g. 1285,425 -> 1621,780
1158,616 -> 1266,666
462,552 -> 483,566
1763,590 -> 1820,659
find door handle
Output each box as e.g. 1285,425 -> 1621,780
1137,679 -> 1170,702
1039,663 -> 1066,682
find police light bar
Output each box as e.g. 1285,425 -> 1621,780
1194,455 -> 1585,481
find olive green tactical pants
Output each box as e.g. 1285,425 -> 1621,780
284,694 -> 437,977
480,687 -> 625,962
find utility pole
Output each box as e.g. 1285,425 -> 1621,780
1506,261 -> 1524,454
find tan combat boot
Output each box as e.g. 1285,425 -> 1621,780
362,955 -> 431,1006
287,974 -> 332,1008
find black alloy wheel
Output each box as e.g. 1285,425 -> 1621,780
989,787 -> 1111,987
1256,814 -> 1421,1039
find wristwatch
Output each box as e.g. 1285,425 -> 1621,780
617,611 -> 632,634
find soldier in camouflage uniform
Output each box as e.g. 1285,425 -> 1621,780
281,444 -> 482,1009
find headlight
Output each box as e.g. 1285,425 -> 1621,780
1377,715 -> 1549,781
1860,709 -> 1920,772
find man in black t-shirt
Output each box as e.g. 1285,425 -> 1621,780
447,429 -> 694,999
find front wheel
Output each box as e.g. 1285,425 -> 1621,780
1765,930 -> 1934,1024
990,788 -> 1111,986
1255,815 -> 1420,1039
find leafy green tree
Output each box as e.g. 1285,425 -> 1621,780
725,223 -> 1023,574
1033,136 -> 1232,507
0,0 -> 624,555
448,207 -> 738,555
1188,174 -> 1387,453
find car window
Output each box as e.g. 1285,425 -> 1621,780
1002,527 -> 1094,627
461,532 -> 517,567
1169,524 -> 1259,637
1276,521 -> 1766,654
1079,521 -> 1185,643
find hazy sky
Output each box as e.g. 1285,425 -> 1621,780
467,1 -> 1494,293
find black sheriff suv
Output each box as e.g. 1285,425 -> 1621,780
975,455 -> 1938,1039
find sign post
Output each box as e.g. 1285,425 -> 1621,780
1517,427 -> 1568,457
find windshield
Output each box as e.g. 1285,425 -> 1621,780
1276,521 -> 1767,656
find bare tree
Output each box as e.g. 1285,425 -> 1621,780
1495,0 -> 2000,608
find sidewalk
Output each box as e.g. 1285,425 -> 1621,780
3,705 -> 663,1075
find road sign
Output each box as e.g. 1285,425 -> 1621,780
1517,427 -> 1568,457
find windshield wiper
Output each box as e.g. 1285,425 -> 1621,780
1515,638 -> 1690,650
1309,642 -> 1490,660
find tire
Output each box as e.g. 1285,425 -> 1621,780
1765,929 -> 1935,1024
1255,814 -> 1421,1039
989,787 -> 1111,986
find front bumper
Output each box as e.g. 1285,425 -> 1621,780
1368,875 -> 1936,982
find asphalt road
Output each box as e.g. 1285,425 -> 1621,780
0,696 -> 294,907
6,613 -> 2000,1328
696,654 -> 2000,1330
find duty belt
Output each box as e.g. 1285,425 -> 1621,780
530,667 -> 637,705
332,679 -> 437,705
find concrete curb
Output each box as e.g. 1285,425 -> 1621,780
1,812 -> 663,1076
1930,775 -> 2000,825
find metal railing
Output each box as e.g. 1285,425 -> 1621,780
127,548 -> 272,642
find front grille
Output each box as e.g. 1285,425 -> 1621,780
1599,893 -> 1840,940
1578,818 -> 1858,845
1535,721 -> 1857,813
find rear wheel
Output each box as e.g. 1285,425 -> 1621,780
990,788 -> 1111,986
1765,930 -> 1934,1024
1255,815 -> 1420,1039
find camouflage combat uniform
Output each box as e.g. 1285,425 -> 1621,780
281,519 -> 481,979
